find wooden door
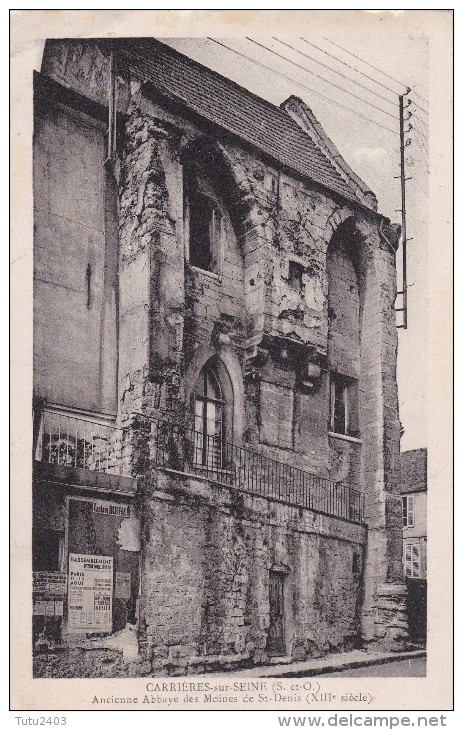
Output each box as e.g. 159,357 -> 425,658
267,571 -> 286,656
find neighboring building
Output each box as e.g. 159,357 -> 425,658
32,38 -> 407,678
399,449 -> 427,643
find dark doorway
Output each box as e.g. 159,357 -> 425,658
267,571 -> 286,656
405,577 -> 427,644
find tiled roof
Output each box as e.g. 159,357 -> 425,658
116,39 -> 363,206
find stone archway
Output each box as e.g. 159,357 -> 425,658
325,209 -> 407,649
179,136 -> 264,239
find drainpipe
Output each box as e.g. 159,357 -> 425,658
105,45 -> 117,164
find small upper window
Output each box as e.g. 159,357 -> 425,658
185,168 -> 221,274
330,373 -> 360,438
402,495 -> 415,527
288,260 -> 304,293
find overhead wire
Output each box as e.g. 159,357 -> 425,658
413,133 -> 429,165
207,38 -> 399,135
412,174 -> 428,198
273,36 -> 397,109
413,113 -> 429,137
324,37 -> 429,116
376,122 -> 401,152
411,121 -> 429,153
408,119 -> 429,155
323,37 -> 409,91
324,37 -> 408,89
411,90 -> 429,106
407,93 -> 428,116
300,37 -> 399,98
208,38 -> 421,193
245,36 -> 397,120
410,132 -> 429,172
412,114 -> 429,145
407,100 -> 429,126
410,100 -> 429,119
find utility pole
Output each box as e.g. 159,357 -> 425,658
396,92 -> 410,330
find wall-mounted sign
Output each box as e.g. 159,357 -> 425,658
115,572 -> 131,600
33,572 -> 67,595
92,500 -> 130,518
68,553 -> 113,633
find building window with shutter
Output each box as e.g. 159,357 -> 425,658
402,495 -> 415,527
329,373 -> 360,438
404,543 -> 421,578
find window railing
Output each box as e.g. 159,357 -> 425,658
34,406 -> 120,475
143,416 -> 365,524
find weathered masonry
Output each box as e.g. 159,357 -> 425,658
32,38 -> 407,678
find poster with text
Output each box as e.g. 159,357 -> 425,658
68,553 -> 113,633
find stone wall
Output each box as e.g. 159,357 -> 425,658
33,91 -> 119,414
113,84 -> 407,653
113,96 -> 408,654
138,470 -> 366,675
399,449 -> 427,493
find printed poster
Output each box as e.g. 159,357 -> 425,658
68,553 -> 113,633
32,572 -> 67,595
115,571 -> 131,600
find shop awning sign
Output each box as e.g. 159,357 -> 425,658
92,500 -> 130,518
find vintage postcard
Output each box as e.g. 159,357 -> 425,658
10,9 -> 453,714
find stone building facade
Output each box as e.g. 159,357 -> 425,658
32,38 -> 407,677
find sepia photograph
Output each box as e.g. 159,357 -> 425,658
10,8 -> 453,713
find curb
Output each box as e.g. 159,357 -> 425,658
254,649 -> 426,678
208,649 -> 427,678
273,650 -> 427,677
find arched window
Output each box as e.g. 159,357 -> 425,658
327,218 -> 361,438
193,362 -> 224,467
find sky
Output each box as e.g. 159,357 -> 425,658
161,31 -> 429,452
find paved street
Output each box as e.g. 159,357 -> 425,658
207,650 -> 427,679
320,657 -> 426,677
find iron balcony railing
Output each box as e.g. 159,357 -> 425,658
34,407 -> 365,523
144,416 -> 365,524
35,406 -> 120,475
